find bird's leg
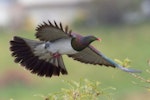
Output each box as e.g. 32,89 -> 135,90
52,52 -> 61,58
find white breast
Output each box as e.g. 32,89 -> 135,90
47,38 -> 78,55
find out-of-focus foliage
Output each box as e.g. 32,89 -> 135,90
131,69 -> 150,91
37,79 -> 116,100
115,58 -> 131,68
115,58 -> 150,92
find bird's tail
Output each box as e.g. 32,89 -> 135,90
10,36 -> 68,77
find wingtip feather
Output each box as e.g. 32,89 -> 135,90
116,65 -> 142,73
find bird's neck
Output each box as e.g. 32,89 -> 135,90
71,38 -> 88,51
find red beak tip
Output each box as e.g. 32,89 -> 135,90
97,38 -> 101,41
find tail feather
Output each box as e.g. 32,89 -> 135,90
10,36 -> 68,77
45,63 -> 54,77
57,56 -> 68,74
50,57 -> 68,76
37,60 -> 47,76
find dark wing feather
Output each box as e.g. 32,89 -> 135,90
68,46 -> 115,67
68,46 -> 141,73
10,36 -> 68,77
35,21 -> 72,41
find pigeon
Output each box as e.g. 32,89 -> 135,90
10,21 -> 141,77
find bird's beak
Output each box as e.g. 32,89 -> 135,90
97,38 -> 101,42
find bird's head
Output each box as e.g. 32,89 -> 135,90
81,35 -> 101,45
71,35 -> 101,51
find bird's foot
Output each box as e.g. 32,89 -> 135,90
53,53 -> 61,58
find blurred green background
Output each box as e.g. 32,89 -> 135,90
0,0 -> 150,100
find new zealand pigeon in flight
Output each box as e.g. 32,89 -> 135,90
10,21 -> 141,77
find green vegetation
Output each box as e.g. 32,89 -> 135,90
40,79 -> 115,100
0,23 -> 150,100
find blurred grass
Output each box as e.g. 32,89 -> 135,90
0,23 -> 150,100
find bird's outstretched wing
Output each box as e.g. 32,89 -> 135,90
68,46 -> 141,73
35,21 -> 72,41
10,36 -> 68,77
